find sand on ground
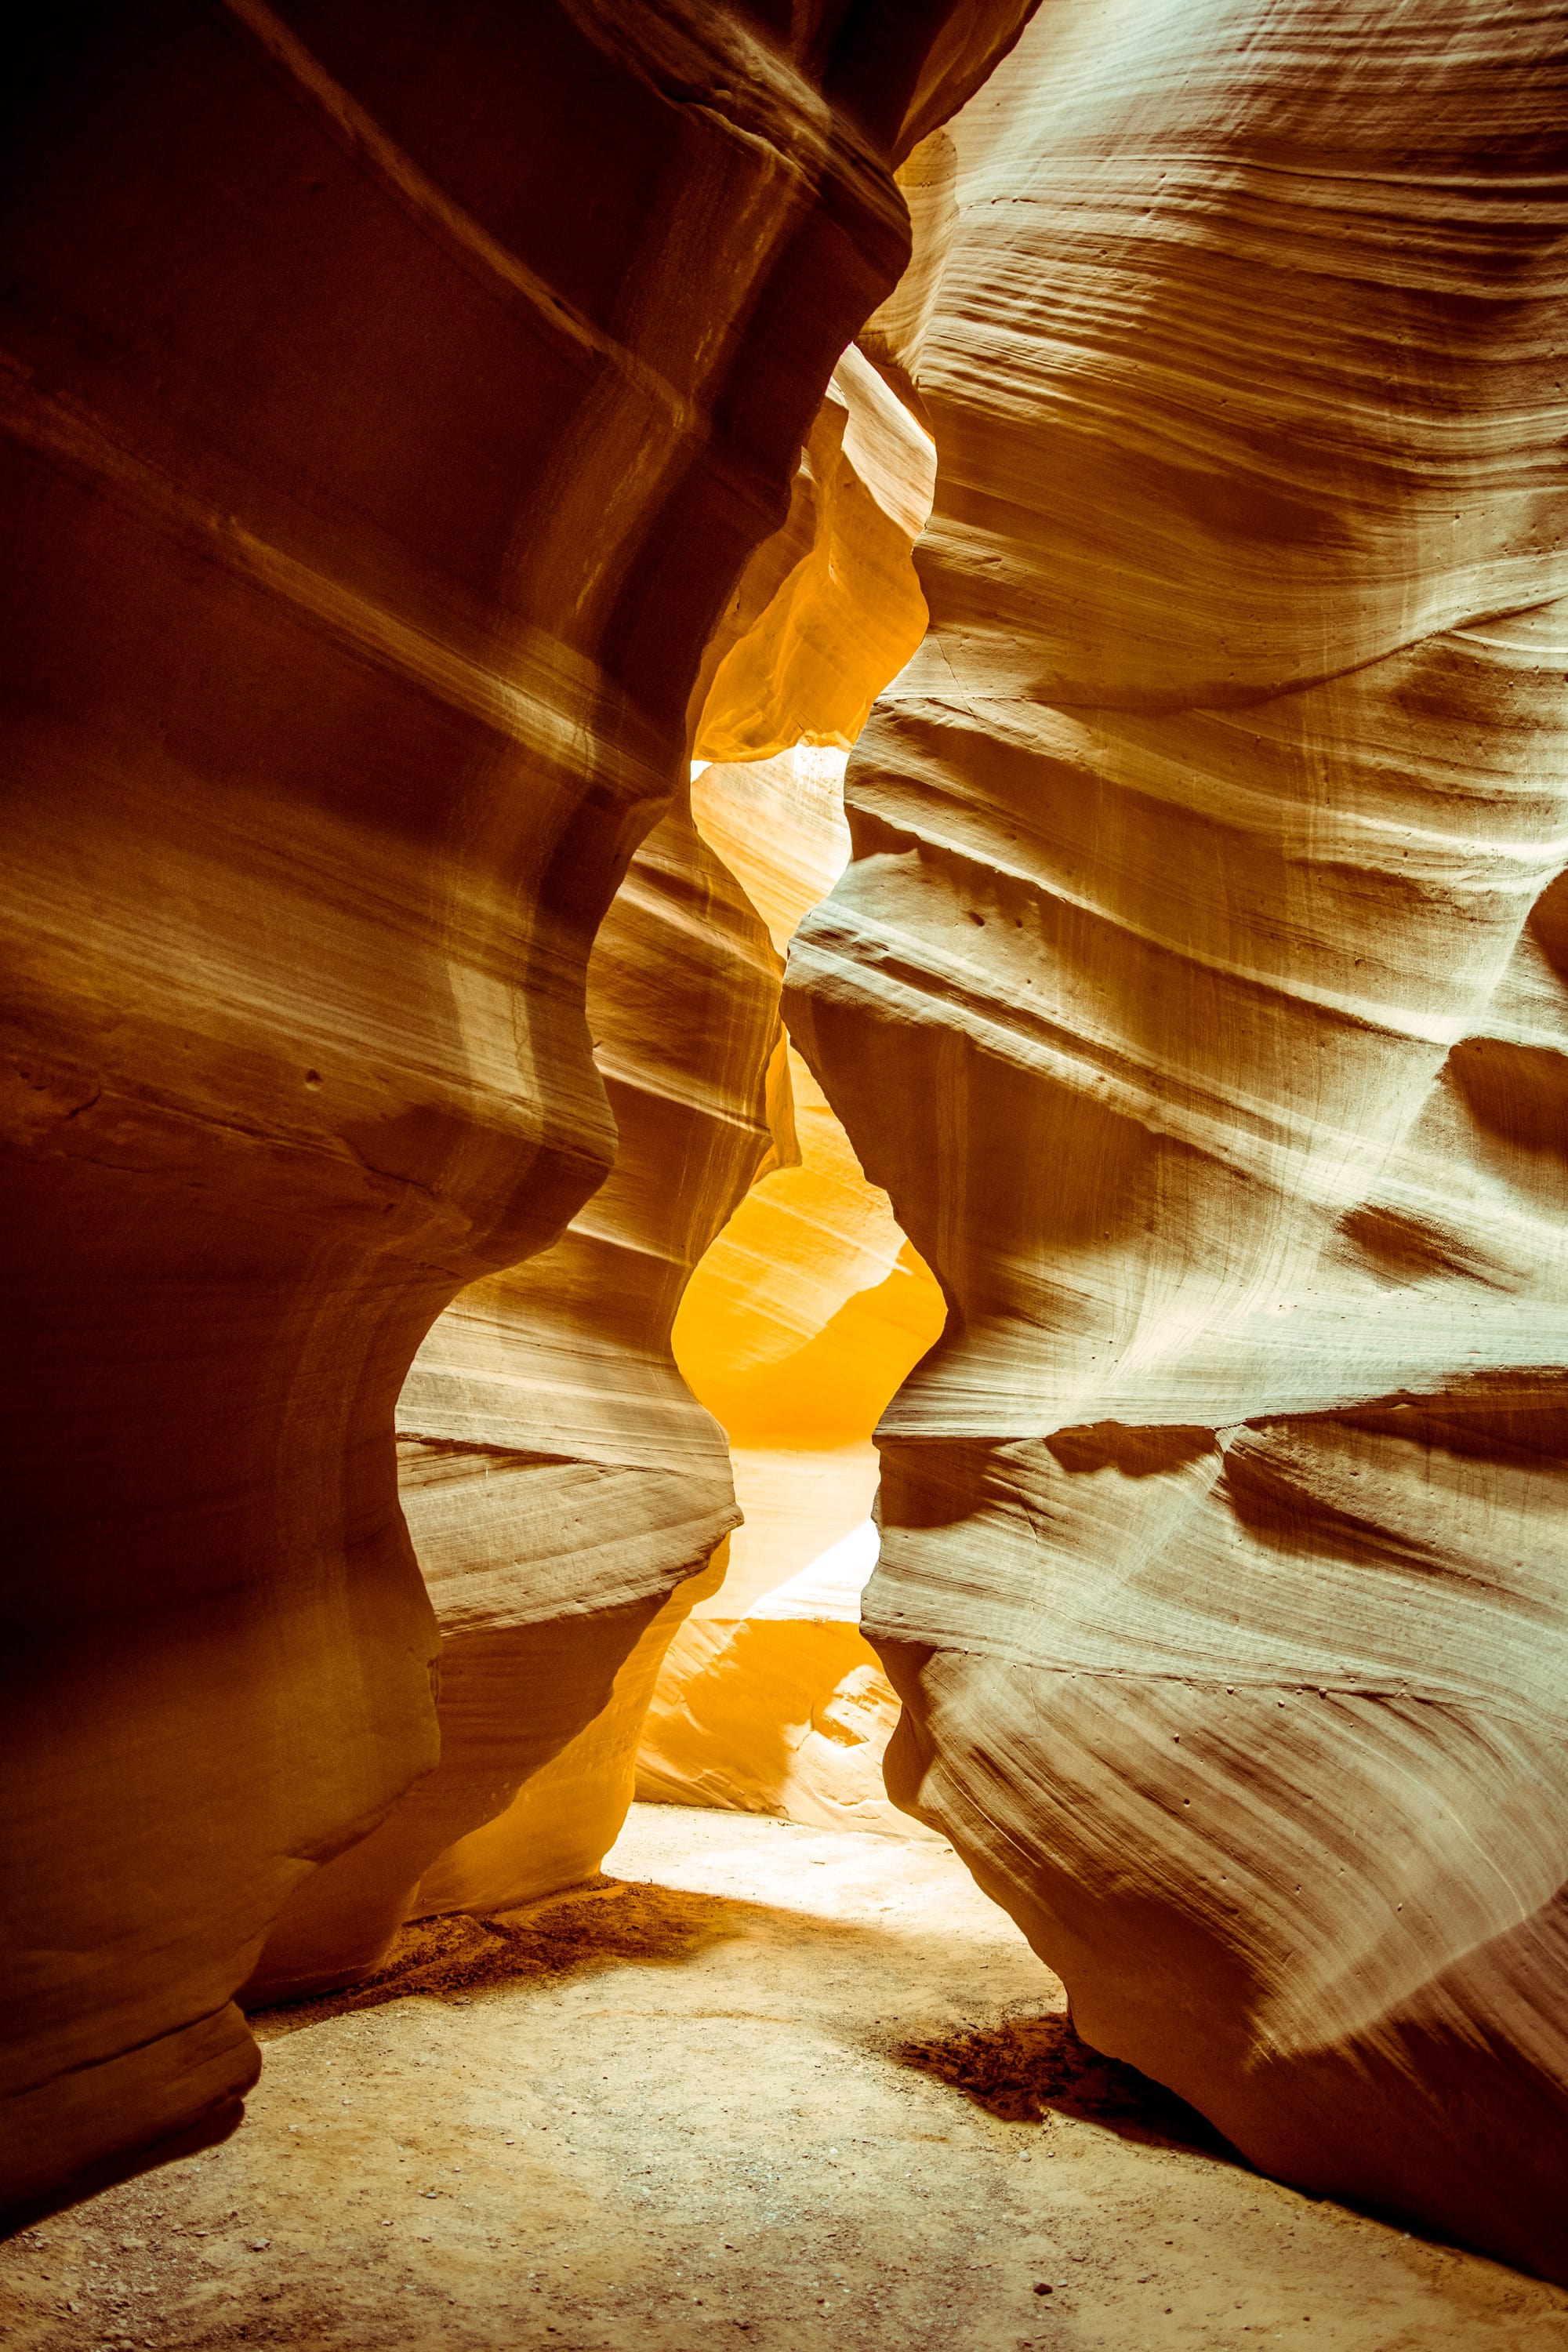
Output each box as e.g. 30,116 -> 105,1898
3,1805 -> 1566,2351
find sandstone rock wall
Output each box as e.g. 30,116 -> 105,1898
0,0 -> 1033,2221
243,796 -> 787,2001
787,0 -> 1568,2282
250,292 -> 961,1984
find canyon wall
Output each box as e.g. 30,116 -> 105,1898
244,793 -> 788,2001
787,0 -> 1568,2285
250,313 -> 953,1989
0,0 -> 1032,2221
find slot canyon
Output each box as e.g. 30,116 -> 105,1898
2,2 -> 1566,2347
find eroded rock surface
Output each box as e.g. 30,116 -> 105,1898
1,0 -> 1029,2220
787,0 -> 1568,2282
255,281 -> 960,1978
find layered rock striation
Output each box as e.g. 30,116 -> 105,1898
251,252 -> 960,1979
1,0 -> 1032,2220
788,0 -> 1568,2281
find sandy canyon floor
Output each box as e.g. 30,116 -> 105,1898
4,1805 -> 1566,2352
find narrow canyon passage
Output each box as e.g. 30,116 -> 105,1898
5,0 -> 1568,2339
5,1808 -> 1566,2352
641,741 -> 948,1838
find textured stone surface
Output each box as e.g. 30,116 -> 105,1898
0,0 -> 1029,2221
694,347 -> 933,766
637,322 -> 950,1834
254,279 -> 956,1982
637,1519 -> 944,1838
787,0 -> 1568,2283
639,762 -> 940,1844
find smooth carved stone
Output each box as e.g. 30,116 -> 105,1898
678,350 -> 943,1436
684,753 -> 937,1411
786,0 -> 1568,2285
644,1218 -> 946,1838
253,307 -> 958,1978
694,347 -> 935,765
637,1517 -> 944,1841
2,0 -> 1026,2221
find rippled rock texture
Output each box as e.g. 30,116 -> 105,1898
250,258 -> 954,1989
787,0 -> 1568,2285
0,0 -> 1032,2220
644,749 -> 946,1838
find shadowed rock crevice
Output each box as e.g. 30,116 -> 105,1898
5,0 -> 1566,2303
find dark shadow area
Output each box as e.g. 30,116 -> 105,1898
0,2100 -> 247,2244
250,1878 -> 742,2039
253,1864 -> 1236,2172
894,2010 -> 1243,2160
1046,1421 -> 1218,1477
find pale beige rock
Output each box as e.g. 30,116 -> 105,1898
637,1519 -> 942,1838
249,16 -> 1030,1999
787,0 -> 1568,2284
695,350 -> 935,765
410,1548 -> 730,1917
678,354 -> 943,1440
646,763 -> 944,1836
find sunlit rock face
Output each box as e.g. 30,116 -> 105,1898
252,295 -> 961,1982
645,750 -> 946,1838
787,0 -> 1568,2284
0,0 -> 1033,2221
634,326 -> 949,1836
693,349 -> 933,767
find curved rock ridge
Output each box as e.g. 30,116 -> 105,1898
636,1513 -> 946,1839
1,0 -> 1031,2220
694,347 -> 935,764
785,0 -> 1568,2282
677,347 -> 947,1490
243,797 -> 787,2001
